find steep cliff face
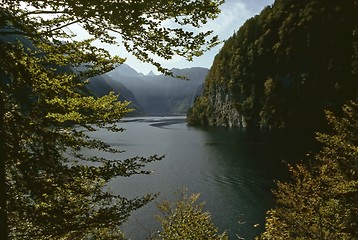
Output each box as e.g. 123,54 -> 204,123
188,0 -> 357,131
206,85 -> 244,127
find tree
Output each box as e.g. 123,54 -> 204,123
1,35 -> 163,240
153,189 -> 228,240
0,0 -> 223,239
1,0 -> 223,74
260,101 -> 358,239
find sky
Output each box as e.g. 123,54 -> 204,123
71,0 -> 274,75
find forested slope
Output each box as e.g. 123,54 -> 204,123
188,0 -> 357,132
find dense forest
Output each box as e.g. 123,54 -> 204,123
188,0 -> 357,133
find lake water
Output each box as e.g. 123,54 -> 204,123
86,116 -> 311,239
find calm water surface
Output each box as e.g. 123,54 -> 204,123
85,116 -> 309,239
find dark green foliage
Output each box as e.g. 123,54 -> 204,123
187,96 -> 212,126
188,0 -> 357,131
260,101 -> 358,239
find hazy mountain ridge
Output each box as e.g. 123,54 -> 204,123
89,64 -> 209,116
87,74 -> 145,116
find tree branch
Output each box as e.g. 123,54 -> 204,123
20,10 -> 68,17
43,18 -> 81,35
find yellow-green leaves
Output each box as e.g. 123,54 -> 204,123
155,189 -> 228,240
45,92 -> 131,124
260,101 -> 358,239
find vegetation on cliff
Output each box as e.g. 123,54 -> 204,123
188,0 -> 357,131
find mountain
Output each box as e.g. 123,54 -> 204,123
87,74 -> 145,116
187,0 -> 357,132
146,70 -> 156,76
105,64 -> 208,115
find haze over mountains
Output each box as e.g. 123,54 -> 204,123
87,64 -> 208,116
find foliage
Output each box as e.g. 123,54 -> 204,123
187,96 -> 212,126
0,0 -> 223,239
259,101 -> 358,239
188,0 -> 357,130
153,190 -> 228,240
1,36 -> 162,240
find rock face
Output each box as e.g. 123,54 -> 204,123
188,0 -> 357,132
207,86 -> 244,127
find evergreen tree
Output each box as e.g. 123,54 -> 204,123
260,101 -> 358,239
0,0 -> 223,239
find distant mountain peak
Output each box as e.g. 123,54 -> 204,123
98,64 -> 209,116
146,70 -> 156,76
109,63 -> 139,78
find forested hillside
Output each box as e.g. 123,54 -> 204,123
188,0 -> 357,132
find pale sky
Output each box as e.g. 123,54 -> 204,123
70,0 -> 274,75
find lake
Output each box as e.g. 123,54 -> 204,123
85,116 -> 311,239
